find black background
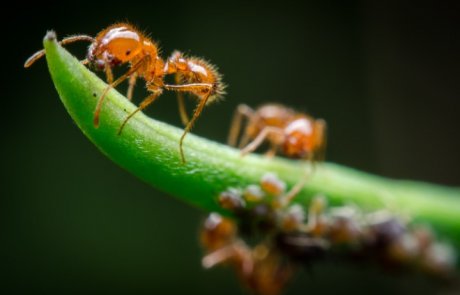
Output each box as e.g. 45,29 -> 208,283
3,1 -> 460,294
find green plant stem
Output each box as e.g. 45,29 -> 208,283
42,33 -> 460,255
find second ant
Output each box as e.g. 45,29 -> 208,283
227,103 -> 327,202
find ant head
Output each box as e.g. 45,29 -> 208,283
87,24 -> 143,70
282,118 -> 315,158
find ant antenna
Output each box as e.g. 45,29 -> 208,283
24,34 -> 94,68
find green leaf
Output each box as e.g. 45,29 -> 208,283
42,33 -> 460,255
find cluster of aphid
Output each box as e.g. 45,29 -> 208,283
200,173 -> 456,295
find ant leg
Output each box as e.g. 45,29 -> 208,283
164,83 -> 213,93
93,55 -> 150,127
175,75 -> 190,125
315,119 -> 327,162
282,171 -> 309,205
164,83 -> 214,163
264,144 -> 278,158
118,89 -> 162,135
202,245 -> 236,269
240,127 -> 284,156
227,104 -> 255,147
24,34 -> 94,68
203,243 -> 253,275
180,92 -> 211,163
282,155 -> 315,205
165,51 -> 190,125
104,63 -> 114,84
238,132 -> 251,149
126,73 -> 138,101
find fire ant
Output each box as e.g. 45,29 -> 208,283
25,23 -> 226,163
228,104 -> 327,200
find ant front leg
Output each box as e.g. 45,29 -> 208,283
227,104 -> 255,147
118,87 -> 163,135
93,55 -> 150,127
240,127 -> 284,156
126,73 -> 138,101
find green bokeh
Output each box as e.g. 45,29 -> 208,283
4,1 -> 459,294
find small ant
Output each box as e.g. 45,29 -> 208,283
25,23 -> 226,163
228,104 -> 327,200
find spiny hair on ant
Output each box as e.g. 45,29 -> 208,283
25,23 -> 226,163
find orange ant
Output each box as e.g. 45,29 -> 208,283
228,103 -> 327,201
25,23 -> 226,163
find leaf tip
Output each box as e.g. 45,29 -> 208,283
44,30 -> 57,42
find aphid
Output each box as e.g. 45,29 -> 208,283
366,211 -> 406,247
260,172 -> 286,197
243,185 -> 265,202
218,188 -> 246,211
200,213 -> 236,251
328,206 -> 362,245
241,244 -> 295,295
279,204 -> 306,232
228,104 -> 326,160
200,213 -> 253,275
25,23 -> 226,162
228,104 -> 326,201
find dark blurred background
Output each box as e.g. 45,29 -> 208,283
3,1 -> 460,294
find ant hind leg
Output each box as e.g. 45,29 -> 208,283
163,83 -> 214,163
126,73 -> 138,101
227,104 -> 255,147
282,155 -> 315,206
179,92 -> 211,163
240,127 -> 283,156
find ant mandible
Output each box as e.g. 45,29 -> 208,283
25,23 -> 226,163
227,103 -> 327,202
